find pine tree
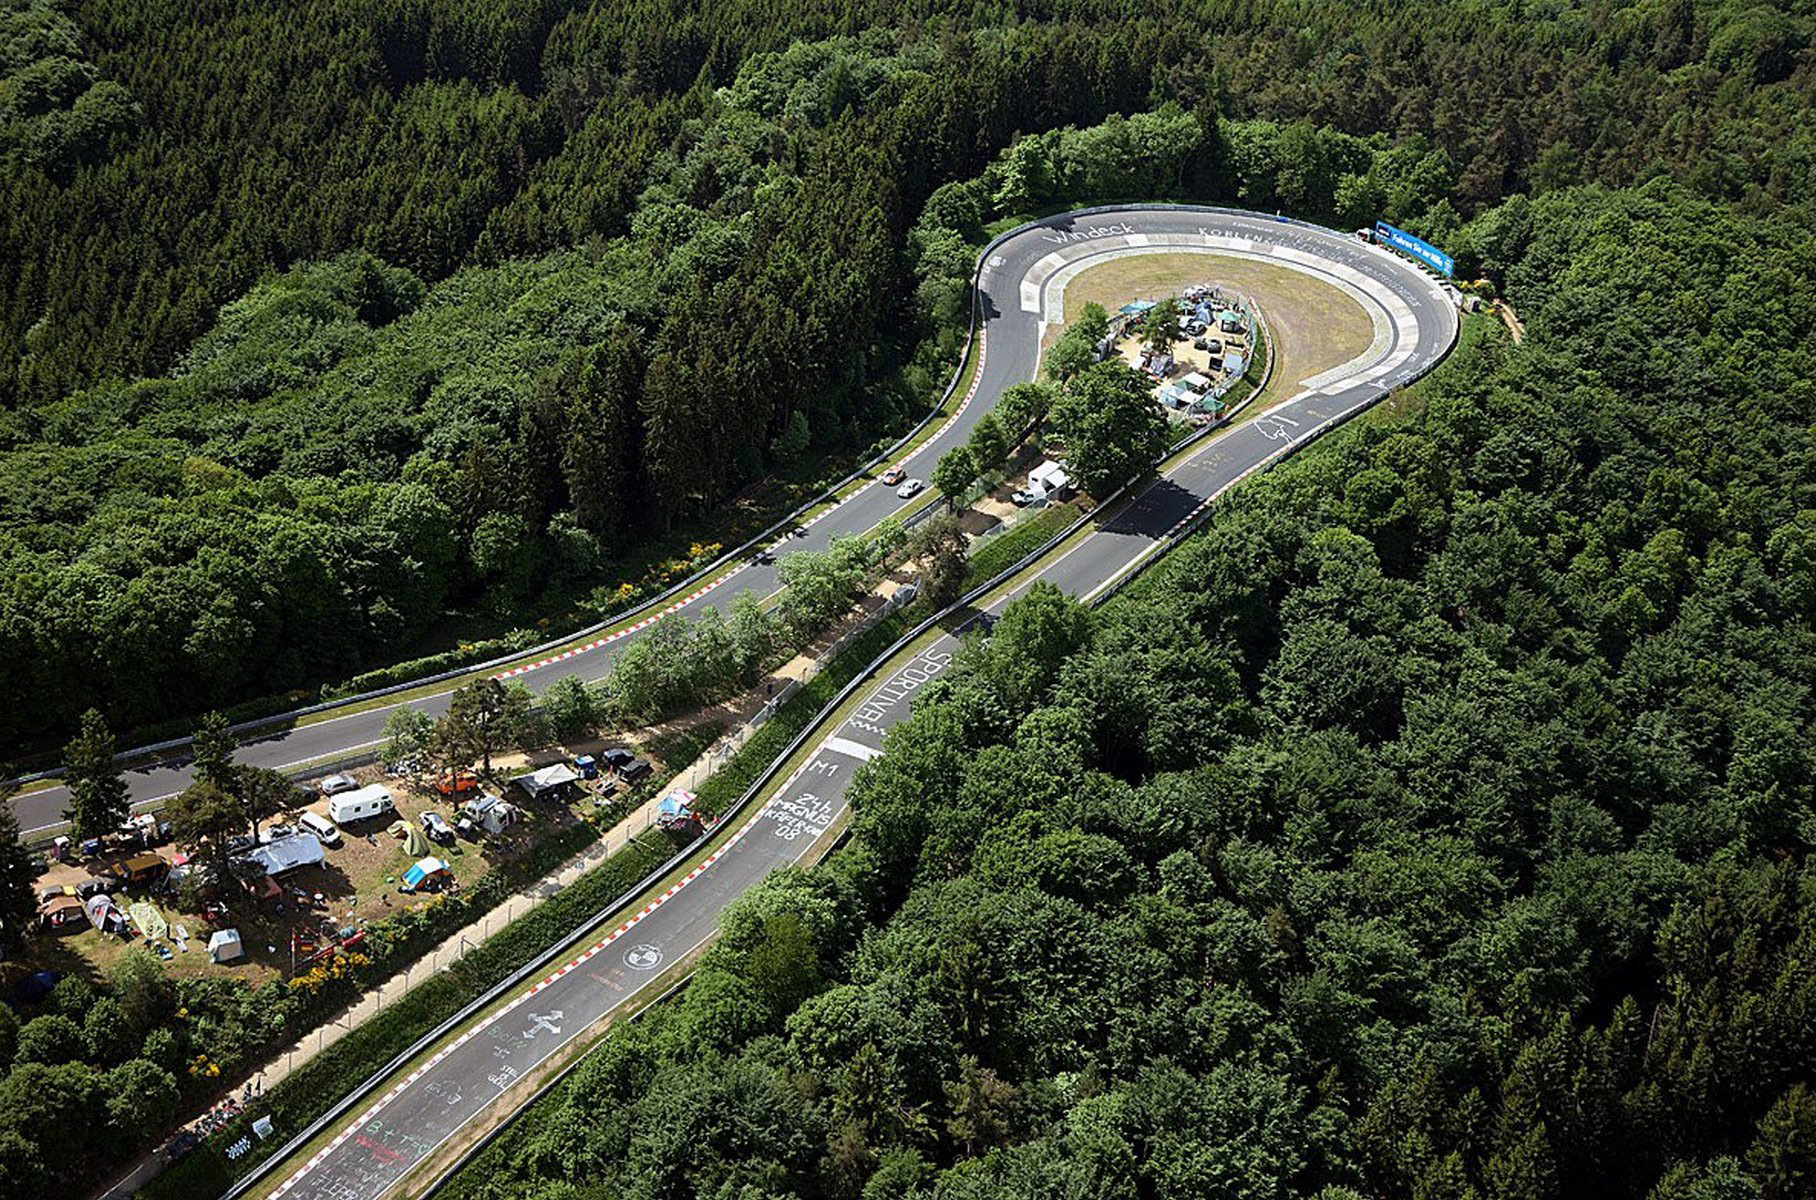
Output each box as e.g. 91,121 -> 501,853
63,708 -> 129,841
0,778 -> 39,944
190,710 -> 239,791
1748,1083 -> 1816,1200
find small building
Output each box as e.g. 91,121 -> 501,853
207,928 -> 245,964
1219,310 -> 1245,335
512,763 -> 581,803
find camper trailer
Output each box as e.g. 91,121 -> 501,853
459,793 -> 519,836
327,784 -> 395,825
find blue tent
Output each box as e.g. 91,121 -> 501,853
400,857 -> 451,893
13,970 -> 60,1005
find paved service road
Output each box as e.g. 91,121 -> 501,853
256,207 -> 1456,1200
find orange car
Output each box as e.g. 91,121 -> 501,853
434,770 -> 480,796
880,466 -> 905,486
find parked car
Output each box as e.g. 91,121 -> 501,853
435,770 -> 480,797
1011,489 -> 1038,507
896,478 -> 925,499
109,852 -> 167,886
420,811 -> 456,845
299,811 -> 342,847
880,466 -> 906,486
319,774 -> 359,796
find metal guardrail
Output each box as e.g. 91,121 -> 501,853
10,224 -> 1028,792
396,259 -> 1295,1200
202,203 -> 1443,1200
198,215 -> 1060,1200
211,452 -> 1117,1200
407,228 -> 1465,1200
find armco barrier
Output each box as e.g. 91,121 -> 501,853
210,453 -> 1119,1200
203,203 -> 1421,1200
347,295 -> 1290,1200
11,218 -> 1031,792
404,279 -> 1294,1200
412,211 -> 1464,1200
8,203 -> 1322,794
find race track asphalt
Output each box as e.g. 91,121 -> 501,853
11,207 -> 1452,834
249,206 -> 1457,1200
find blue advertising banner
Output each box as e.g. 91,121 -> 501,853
1375,220 -> 1454,277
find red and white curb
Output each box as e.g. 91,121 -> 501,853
494,327 -> 990,685
269,760 -> 822,1198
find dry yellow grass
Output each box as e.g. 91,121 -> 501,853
1059,254 -> 1374,393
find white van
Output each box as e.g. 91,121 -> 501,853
327,784 -> 394,825
298,810 -> 342,847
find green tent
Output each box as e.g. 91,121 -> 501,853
388,819 -> 429,857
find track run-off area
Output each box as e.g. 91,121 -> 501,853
240,206 -> 1458,1200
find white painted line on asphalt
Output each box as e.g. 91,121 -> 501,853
821,737 -> 884,762
251,211 -> 1459,1200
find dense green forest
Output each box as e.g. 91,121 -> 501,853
1,0 -> 1813,1194
446,179 -> 1816,1200
5,0 -> 1816,752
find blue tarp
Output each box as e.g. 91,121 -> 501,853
657,791 -> 698,829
